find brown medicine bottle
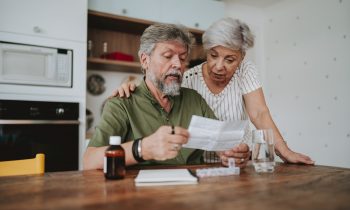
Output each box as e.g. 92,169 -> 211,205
104,136 -> 125,179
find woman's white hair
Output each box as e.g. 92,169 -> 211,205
203,17 -> 254,53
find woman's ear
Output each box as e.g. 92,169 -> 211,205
241,51 -> 246,60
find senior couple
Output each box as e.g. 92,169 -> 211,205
84,18 -> 314,170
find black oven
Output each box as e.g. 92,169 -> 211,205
0,100 -> 79,172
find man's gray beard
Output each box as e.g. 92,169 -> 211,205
146,69 -> 182,96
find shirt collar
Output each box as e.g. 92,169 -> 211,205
138,78 -> 175,109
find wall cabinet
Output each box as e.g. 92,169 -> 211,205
159,0 -> 225,30
88,0 -> 162,23
87,10 -> 205,73
88,0 -> 225,31
0,0 -> 86,42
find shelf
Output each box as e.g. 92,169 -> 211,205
87,10 -> 205,73
87,58 -> 142,74
88,10 -> 203,43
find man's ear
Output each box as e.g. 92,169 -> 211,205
140,53 -> 149,69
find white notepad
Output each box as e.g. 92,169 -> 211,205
134,169 -> 198,186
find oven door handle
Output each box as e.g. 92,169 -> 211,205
0,120 -> 80,125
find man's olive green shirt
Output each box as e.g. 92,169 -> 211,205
89,80 -> 216,165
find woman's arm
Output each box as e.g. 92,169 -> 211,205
243,88 -> 314,164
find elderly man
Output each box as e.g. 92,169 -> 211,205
83,23 -> 249,169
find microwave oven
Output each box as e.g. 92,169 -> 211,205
0,42 -> 73,87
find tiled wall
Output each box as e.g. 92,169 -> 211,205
264,0 -> 350,168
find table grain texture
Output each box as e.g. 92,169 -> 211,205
0,163 -> 349,210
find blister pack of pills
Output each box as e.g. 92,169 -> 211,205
196,158 -> 240,178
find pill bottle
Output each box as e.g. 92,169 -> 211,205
104,136 -> 125,179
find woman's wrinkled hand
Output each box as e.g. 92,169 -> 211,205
218,143 -> 250,168
109,82 -> 136,99
278,149 -> 315,165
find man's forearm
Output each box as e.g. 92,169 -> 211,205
83,146 -> 107,170
83,141 -> 139,170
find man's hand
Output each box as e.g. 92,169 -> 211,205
142,126 -> 189,161
218,143 -> 250,168
109,82 -> 136,98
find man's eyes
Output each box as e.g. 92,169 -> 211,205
163,54 -> 171,58
163,54 -> 186,61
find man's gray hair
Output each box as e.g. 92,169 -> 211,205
203,17 -> 254,53
138,23 -> 194,58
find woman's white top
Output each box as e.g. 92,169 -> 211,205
182,60 -> 262,122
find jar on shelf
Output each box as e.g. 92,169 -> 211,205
101,42 -> 108,59
87,40 -> 94,58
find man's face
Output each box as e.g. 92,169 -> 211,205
142,41 -> 188,96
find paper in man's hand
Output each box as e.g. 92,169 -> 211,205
183,115 -> 248,151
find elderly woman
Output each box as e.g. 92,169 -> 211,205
112,17 -> 314,167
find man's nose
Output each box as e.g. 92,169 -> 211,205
171,56 -> 181,69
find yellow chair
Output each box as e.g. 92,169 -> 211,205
0,154 -> 45,177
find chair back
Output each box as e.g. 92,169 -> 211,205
0,154 -> 45,177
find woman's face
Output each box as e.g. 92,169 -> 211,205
206,46 -> 244,83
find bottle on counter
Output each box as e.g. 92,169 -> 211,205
104,136 -> 125,180
101,42 -> 108,59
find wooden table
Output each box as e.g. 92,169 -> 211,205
0,163 -> 349,210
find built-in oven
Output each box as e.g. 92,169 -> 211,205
0,99 -> 79,172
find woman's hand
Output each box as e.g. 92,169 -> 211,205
277,148 -> 315,165
218,143 -> 250,168
109,82 -> 136,98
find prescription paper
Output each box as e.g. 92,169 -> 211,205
183,115 -> 248,151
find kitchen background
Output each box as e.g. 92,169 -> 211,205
1,0 -> 349,169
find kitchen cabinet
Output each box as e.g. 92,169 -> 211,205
87,10 -> 205,73
88,0 -> 225,31
160,0 -> 225,30
0,0 -> 86,42
88,0 -> 162,23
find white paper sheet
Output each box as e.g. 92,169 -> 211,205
183,115 -> 248,151
135,169 -> 198,186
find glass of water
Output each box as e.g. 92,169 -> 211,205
252,129 -> 275,173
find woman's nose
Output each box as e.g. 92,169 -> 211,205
215,59 -> 225,70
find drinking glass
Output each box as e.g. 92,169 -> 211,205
252,129 -> 275,173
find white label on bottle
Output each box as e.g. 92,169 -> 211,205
103,156 -> 107,174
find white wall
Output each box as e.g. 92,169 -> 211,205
227,0 -> 350,168
224,2 -> 267,86
263,0 -> 350,168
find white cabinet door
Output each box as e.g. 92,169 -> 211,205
0,0 -> 86,42
160,0 -> 225,30
88,0 -> 225,30
89,0 -> 161,22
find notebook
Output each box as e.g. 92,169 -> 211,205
134,169 -> 198,186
